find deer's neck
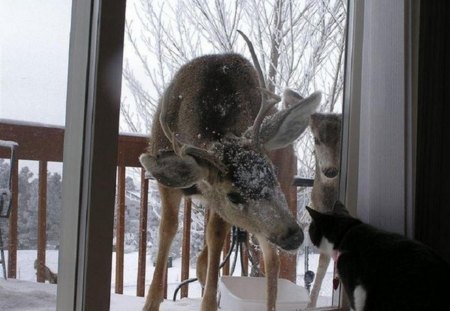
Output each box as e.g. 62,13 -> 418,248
311,164 -> 339,213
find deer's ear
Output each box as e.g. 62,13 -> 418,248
139,152 -> 208,188
283,88 -> 304,107
260,91 -> 321,150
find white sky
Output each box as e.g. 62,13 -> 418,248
0,0 -> 145,129
0,0 -> 72,126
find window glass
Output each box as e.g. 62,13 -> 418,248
112,0 -> 347,309
0,1 -> 72,309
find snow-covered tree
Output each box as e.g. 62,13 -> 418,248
0,159 -> 10,190
121,0 -> 345,133
46,172 -> 62,248
125,176 -> 136,191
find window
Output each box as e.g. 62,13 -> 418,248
1,0 -> 421,310
0,1 -> 72,309
115,0 -> 347,310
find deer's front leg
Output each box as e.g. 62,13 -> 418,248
143,185 -> 182,311
258,236 -> 280,311
308,253 -> 331,308
201,211 -> 230,311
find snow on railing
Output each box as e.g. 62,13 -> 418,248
0,140 -> 19,149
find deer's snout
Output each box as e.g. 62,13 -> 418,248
274,224 -> 304,251
322,167 -> 338,179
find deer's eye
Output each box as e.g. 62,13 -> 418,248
314,137 -> 321,145
227,192 -> 246,205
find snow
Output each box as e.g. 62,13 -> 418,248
0,279 -> 203,311
0,119 -> 65,130
0,250 -> 333,310
0,140 -> 18,149
0,279 -> 57,311
0,1 -> 71,126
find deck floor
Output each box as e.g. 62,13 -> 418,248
0,278 -> 334,310
0,279 -> 203,311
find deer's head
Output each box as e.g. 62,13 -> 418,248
140,90 -> 320,251
310,113 -> 342,182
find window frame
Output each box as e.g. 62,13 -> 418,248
58,0 -> 351,309
57,1 -> 126,310
58,0 -> 419,310
342,0 -> 417,235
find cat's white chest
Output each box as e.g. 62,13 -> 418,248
351,285 -> 367,311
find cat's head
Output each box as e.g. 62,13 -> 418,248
306,201 -> 361,255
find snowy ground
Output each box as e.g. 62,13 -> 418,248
0,279 -> 204,311
1,250 -> 334,310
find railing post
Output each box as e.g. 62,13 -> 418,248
115,166 -> 126,294
37,160 -> 48,282
7,158 -> 18,278
270,146 -> 298,282
137,169 -> 148,297
181,197 -> 192,298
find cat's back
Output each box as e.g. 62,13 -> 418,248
341,223 -> 448,267
338,223 -> 450,310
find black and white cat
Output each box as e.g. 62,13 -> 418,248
306,201 -> 450,311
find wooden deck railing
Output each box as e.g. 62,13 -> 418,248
0,119 -> 300,299
0,120 -> 201,297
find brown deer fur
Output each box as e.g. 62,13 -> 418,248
140,52 -> 321,311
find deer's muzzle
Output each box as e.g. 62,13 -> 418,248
271,224 -> 304,251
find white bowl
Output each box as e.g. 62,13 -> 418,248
218,276 -> 310,311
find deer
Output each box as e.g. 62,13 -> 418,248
139,31 -> 321,311
307,113 -> 342,308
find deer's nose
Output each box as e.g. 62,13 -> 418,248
322,167 -> 338,179
277,225 -> 304,251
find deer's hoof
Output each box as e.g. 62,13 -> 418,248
200,295 -> 218,311
142,298 -> 163,311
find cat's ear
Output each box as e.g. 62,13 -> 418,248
306,205 -> 322,220
333,201 -> 350,216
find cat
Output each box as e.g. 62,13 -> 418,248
34,259 -> 58,284
306,201 -> 450,311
